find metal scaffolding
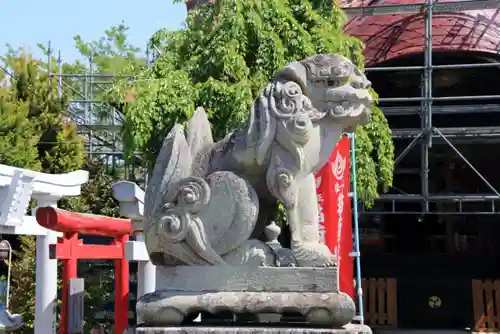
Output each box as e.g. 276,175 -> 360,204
341,0 -> 500,215
41,0 -> 500,212
45,42 -> 144,182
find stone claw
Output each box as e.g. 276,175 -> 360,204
291,242 -> 336,268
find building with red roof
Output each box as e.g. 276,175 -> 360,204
342,1 -> 500,332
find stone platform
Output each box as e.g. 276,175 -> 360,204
137,266 -> 354,327
137,291 -> 355,326
130,323 -> 372,333
155,266 -> 339,292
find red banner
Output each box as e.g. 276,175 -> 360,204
315,136 -> 354,299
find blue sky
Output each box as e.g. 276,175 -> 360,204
0,0 -> 187,62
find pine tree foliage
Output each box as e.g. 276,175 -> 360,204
8,235 -> 37,330
0,99 -> 40,170
0,52 -> 85,174
112,0 -> 394,206
0,51 -> 120,331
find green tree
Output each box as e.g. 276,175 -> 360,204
34,24 -> 145,132
1,50 -> 122,332
73,23 -> 145,76
0,51 -> 85,174
3,25 -> 141,331
8,236 -> 37,330
0,98 -> 40,170
113,0 -> 394,206
61,24 -> 146,125
0,50 -> 85,332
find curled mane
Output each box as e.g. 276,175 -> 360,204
246,78 -> 312,170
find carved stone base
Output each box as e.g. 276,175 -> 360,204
155,265 -> 339,292
137,291 -> 355,327
139,266 -> 353,327
129,324 -> 372,334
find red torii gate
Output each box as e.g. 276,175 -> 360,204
36,207 -> 131,334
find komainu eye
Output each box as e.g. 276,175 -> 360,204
327,80 -> 338,87
312,79 -> 327,86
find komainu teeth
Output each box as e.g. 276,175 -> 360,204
334,105 -> 344,114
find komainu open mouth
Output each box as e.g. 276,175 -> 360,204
323,90 -> 372,117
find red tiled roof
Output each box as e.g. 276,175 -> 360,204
344,0 -> 500,66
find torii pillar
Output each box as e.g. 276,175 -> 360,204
0,164 -> 88,334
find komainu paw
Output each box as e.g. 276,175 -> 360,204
291,241 -> 337,267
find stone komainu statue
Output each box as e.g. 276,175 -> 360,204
144,53 -> 372,268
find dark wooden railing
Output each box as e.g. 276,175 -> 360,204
360,277 -> 398,328
472,279 -> 500,331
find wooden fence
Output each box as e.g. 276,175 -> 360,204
472,279 -> 500,331
360,278 -> 398,328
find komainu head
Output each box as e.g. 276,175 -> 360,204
249,53 -> 373,167
275,53 -> 373,129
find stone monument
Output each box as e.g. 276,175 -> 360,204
135,54 -> 373,333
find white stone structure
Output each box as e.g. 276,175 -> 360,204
0,164 -> 88,334
112,181 -> 156,324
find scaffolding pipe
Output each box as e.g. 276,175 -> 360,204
361,211 -> 500,215
83,70 -> 89,124
420,0 -> 433,213
342,0 -> 500,16
433,95 -> 500,101
383,104 -> 500,115
57,51 -> 62,99
433,62 -> 500,69
379,95 -> 500,102
89,52 -> 94,126
366,62 -> 500,72
86,81 -> 120,85
71,100 -> 109,104
394,132 -> 423,167
50,73 -> 133,78
366,66 -> 424,72
47,41 -> 52,89
378,194 -> 500,201
392,126 -> 500,136
62,81 -> 123,122
434,127 -> 500,197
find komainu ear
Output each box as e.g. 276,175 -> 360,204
274,61 -> 308,93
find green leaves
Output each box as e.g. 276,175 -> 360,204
8,236 -> 37,330
114,0 -> 394,205
0,52 -> 85,174
1,49 -> 124,331
0,100 -> 41,170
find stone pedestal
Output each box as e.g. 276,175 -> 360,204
136,265 -> 368,332
139,290 -> 354,326
130,324 -> 372,333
